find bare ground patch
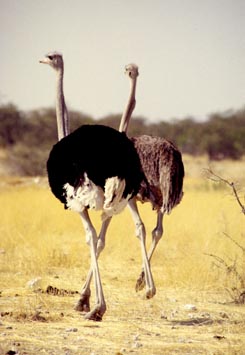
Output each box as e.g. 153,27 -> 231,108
0,278 -> 245,355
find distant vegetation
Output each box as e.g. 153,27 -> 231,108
0,103 -> 245,175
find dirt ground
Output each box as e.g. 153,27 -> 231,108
1,268 -> 245,355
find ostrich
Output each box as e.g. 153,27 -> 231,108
120,63 -> 184,292
71,63 -> 184,309
39,52 -> 143,321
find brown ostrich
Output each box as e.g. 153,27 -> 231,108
120,64 -> 184,294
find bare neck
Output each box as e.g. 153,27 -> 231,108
56,68 -> 70,140
119,77 -> 137,134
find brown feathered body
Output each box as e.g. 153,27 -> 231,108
131,135 -> 184,214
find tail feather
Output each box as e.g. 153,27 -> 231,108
102,177 -> 130,220
161,150 -> 184,214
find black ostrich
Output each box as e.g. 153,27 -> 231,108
40,52 -> 143,321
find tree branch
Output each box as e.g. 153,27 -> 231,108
223,232 -> 245,253
205,168 -> 245,215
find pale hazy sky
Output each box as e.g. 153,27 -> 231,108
0,0 -> 244,122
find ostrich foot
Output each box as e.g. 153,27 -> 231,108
145,287 -> 156,299
136,271 -> 156,299
135,270 -> 146,292
74,293 -> 91,313
84,306 -> 105,321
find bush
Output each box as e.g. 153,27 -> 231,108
0,103 -> 245,175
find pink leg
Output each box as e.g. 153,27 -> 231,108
75,215 -> 112,316
76,209 -> 110,321
128,198 -> 156,298
136,210 -> 164,291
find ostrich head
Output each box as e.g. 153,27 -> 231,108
125,63 -> 139,79
39,52 -> 63,71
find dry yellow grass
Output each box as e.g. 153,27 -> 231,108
0,155 -> 245,354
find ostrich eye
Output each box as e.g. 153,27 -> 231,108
48,55 -> 53,60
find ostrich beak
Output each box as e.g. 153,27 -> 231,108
39,58 -> 49,64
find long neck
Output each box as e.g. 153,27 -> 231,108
119,77 -> 137,134
56,68 -> 69,140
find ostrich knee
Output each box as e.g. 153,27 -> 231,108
135,221 -> 146,241
152,225 -> 163,244
152,211 -> 164,245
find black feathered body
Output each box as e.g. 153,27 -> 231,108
131,135 -> 184,214
47,125 -> 143,213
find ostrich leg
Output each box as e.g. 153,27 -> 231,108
75,216 -> 112,313
136,211 -> 164,291
78,209 -> 107,321
128,198 -> 156,298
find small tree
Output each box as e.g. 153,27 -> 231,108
205,168 -> 245,303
